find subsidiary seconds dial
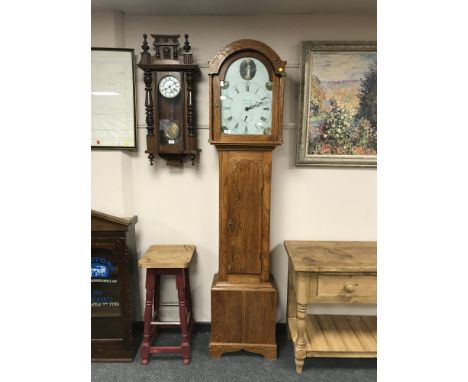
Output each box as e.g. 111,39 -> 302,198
159,75 -> 181,98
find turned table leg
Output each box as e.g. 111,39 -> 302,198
295,302 -> 307,373
286,259 -> 296,341
294,273 -> 308,374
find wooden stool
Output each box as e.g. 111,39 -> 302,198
138,245 -> 196,365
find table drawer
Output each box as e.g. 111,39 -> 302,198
317,275 -> 376,300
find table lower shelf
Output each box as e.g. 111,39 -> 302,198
288,315 -> 377,358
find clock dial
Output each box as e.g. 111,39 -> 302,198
159,75 -> 181,98
220,57 -> 272,135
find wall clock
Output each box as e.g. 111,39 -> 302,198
208,39 -> 286,359
138,34 -> 200,166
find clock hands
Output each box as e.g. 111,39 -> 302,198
165,83 -> 175,91
164,82 -> 179,95
245,100 -> 266,111
241,114 -> 249,133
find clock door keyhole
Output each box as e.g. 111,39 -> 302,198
227,219 -> 233,229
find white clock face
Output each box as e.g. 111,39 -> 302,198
220,57 -> 273,135
159,75 -> 181,98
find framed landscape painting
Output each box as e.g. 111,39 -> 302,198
296,41 -> 377,167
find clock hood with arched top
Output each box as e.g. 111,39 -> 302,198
208,39 -> 287,77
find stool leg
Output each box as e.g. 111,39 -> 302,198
141,269 -> 155,365
184,268 -> 195,335
152,275 -> 161,338
176,269 -> 190,365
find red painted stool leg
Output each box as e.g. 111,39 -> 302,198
152,274 -> 161,338
184,268 -> 195,335
141,269 -> 155,365
176,269 -> 190,365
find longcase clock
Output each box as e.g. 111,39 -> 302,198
208,40 -> 286,359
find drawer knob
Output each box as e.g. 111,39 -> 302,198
344,283 -> 355,293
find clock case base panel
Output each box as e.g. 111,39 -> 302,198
209,273 -> 277,359
209,343 -> 276,360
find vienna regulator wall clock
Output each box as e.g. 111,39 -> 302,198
138,34 -> 200,166
208,39 -> 286,359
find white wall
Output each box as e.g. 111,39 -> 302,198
91,13 -> 377,322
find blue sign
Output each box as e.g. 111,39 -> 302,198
91,263 -> 109,278
91,257 -> 117,279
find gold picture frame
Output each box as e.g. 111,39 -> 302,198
296,41 -> 377,167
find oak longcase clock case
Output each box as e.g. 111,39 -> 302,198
208,39 -> 286,359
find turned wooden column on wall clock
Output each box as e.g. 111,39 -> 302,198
208,39 -> 286,359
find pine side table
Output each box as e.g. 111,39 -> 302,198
138,245 -> 196,365
284,241 -> 377,374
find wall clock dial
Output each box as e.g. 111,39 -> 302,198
159,75 -> 181,98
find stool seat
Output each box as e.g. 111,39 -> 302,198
139,245 -> 195,269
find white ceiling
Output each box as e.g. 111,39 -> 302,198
91,0 -> 376,16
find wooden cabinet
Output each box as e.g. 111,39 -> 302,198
284,241 -> 377,374
91,210 -> 140,362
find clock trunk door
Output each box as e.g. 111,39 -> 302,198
220,151 -> 271,279
155,71 -> 184,153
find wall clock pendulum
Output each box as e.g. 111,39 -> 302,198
138,34 -> 200,166
207,40 -> 286,359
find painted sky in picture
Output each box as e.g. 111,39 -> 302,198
312,52 -> 376,82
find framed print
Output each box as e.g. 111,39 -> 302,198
91,48 -> 137,149
296,41 -> 377,167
